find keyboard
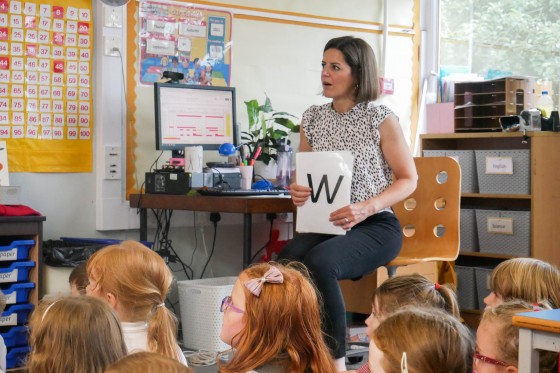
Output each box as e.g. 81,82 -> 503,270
198,187 -> 289,196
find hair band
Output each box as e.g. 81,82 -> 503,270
435,282 -> 440,291
156,303 -> 165,308
532,303 -> 543,312
244,266 -> 284,297
41,300 -> 60,322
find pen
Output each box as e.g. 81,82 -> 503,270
252,146 -> 262,161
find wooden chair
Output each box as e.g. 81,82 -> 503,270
385,156 -> 462,277
340,156 -> 461,314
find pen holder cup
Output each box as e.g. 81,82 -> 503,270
239,166 -> 254,190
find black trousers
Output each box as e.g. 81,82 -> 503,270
277,211 -> 402,359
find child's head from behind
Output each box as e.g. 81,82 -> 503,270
475,300 -> 550,373
366,273 -> 460,336
69,262 -> 88,296
485,258 -> 560,308
370,306 -> 472,373
86,240 -> 179,360
28,296 -> 127,373
220,262 -> 336,373
106,352 -> 194,373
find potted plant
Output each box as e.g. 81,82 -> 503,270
241,94 -> 299,166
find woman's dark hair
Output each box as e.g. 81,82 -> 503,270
324,36 -> 379,103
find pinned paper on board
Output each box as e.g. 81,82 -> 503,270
295,151 -> 354,235
0,141 -> 9,186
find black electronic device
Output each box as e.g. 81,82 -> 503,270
154,83 -> 238,159
211,172 -> 242,189
198,187 -> 289,196
145,172 -> 190,195
206,162 -> 235,168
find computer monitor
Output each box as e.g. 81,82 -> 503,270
154,83 -> 237,158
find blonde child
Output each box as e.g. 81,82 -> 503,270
369,306 -> 473,373
27,296 -> 127,373
219,262 -> 337,373
86,240 -> 187,365
474,300 -> 556,373
351,274 -> 460,373
69,262 -> 88,296
484,258 -> 560,308
105,352 -> 194,373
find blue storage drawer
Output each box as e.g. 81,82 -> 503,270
1,282 -> 35,304
0,325 -> 29,347
0,261 -> 35,283
0,240 -> 34,261
6,345 -> 31,369
0,303 -> 34,326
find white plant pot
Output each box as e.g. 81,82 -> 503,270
253,160 -> 277,180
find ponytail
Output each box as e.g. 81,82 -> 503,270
148,303 -> 180,361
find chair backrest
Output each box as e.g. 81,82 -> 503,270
390,156 -> 461,265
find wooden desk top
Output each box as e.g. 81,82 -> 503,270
512,309 -> 560,334
129,193 -> 296,214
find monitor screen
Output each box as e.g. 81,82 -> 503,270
154,83 -> 237,156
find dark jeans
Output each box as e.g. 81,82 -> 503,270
277,211 -> 402,359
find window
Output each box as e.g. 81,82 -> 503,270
439,0 -> 560,107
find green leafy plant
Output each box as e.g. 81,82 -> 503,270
241,94 -> 299,165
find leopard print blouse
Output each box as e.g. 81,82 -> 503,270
302,101 -> 394,205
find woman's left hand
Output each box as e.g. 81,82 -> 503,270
329,200 -> 376,230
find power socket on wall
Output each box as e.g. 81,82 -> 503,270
104,146 -> 121,180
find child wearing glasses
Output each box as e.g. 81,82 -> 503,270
483,258 -> 560,308
85,241 -> 188,365
26,296 -> 127,373
219,262 -> 338,373
474,300 -> 556,373
369,306 -> 472,373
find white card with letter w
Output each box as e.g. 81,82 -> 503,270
295,151 -> 353,235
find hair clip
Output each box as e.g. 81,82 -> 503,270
435,282 -> 440,291
244,266 -> 284,296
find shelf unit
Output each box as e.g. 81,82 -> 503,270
454,77 -> 534,132
422,132 -> 560,323
0,215 -> 45,371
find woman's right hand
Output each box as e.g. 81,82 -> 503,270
289,183 -> 312,206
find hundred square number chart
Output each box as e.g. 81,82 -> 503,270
0,0 -> 93,172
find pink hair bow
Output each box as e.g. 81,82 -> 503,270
244,266 -> 284,296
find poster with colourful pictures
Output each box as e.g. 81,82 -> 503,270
139,1 -> 232,86
0,0 -> 93,172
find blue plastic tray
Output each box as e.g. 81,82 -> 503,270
6,345 -> 31,369
0,261 -> 35,283
0,240 -> 34,261
0,303 -> 34,326
1,282 -> 35,304
1,325 -> 29,347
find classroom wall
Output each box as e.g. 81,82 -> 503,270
10,0 -> 417,295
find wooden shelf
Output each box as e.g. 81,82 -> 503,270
459,252 -> 518,259
462,193 -> 531,199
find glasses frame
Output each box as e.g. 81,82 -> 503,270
473,351 -> 510,367
220,296 -> 244,314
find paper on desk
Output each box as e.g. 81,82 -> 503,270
296,151 -> 353,235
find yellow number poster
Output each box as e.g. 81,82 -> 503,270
0,0 -> 93,172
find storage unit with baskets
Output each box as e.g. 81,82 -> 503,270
454,77 -> 535,132
0,216 -> 45,370
421,132 -> 560,323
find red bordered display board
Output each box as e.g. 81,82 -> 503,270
0,0 -> 93,172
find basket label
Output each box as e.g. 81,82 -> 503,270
0,247 -> 17,260
487,217 -> 513,235
0,268 -> 17,282
0,313 -> 17,326
5,291 -> 16,304
485,156 -> 513,174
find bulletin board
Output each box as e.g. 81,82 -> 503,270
138,1 -> 232,86
0,0 -> 93,172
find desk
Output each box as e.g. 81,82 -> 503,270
129,194 -> 296,268
512,309 -> 560,373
